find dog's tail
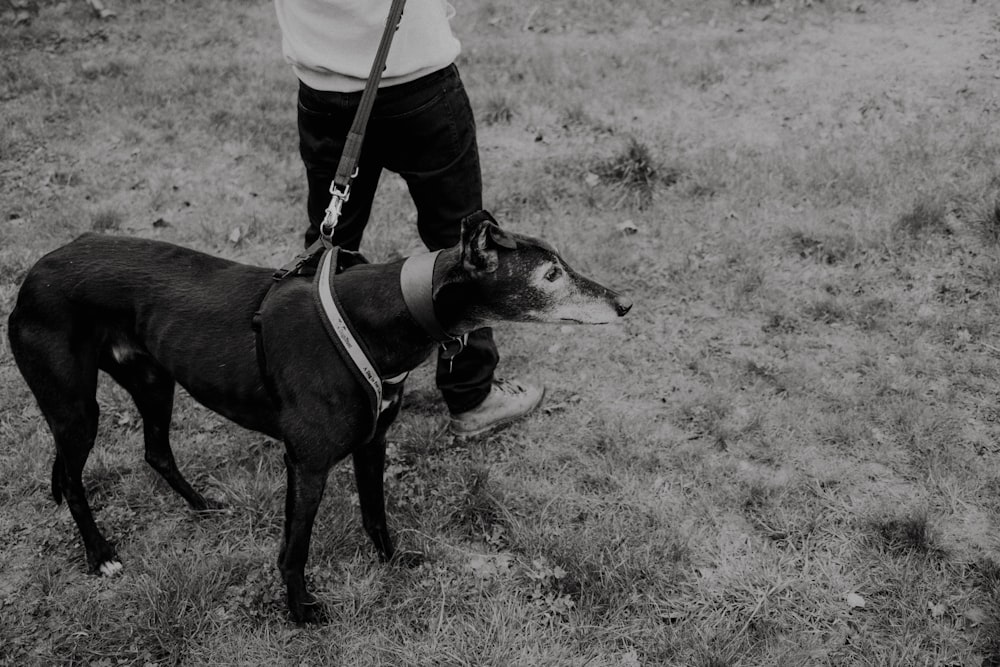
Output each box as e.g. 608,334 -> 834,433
51,454 -> 64,505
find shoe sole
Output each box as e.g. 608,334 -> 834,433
448,387 -> 546,439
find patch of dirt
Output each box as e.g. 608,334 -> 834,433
659,1 -> 1000,149
771,2 -> 998,124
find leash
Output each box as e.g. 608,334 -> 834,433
255,0 -> 473,431
274,0 -> 408,281
320,0 -> 408,243
255,0 -> 410,413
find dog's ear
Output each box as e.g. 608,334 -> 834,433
486,221 -> 517,250
461,210 -> 516,274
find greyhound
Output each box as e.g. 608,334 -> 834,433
7,210 -> 631,622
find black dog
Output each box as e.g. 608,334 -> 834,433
8,211 -> 631,622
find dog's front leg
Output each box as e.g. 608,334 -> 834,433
278,452 -> 329,624
352,434 -> 394,562
351,390 -> 425,567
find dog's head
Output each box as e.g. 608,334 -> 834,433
452,211 -> 632,325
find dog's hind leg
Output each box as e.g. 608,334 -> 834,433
100,348 -> 218,512
52,395 -> 122,575
9,318 -> 120,575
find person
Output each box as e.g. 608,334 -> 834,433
273,0 -> 544,437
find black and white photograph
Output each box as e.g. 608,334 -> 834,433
1,0 -> 998,664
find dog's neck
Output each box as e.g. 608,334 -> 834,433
332,246 -> 485,378
430,245 -> 488,335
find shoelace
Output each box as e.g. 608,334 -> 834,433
492,378 -> 526,396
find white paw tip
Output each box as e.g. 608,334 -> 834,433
99,560 -> 123,576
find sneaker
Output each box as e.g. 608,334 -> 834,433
448,378 -> 546,438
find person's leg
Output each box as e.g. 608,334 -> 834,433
435,329 -> 498,413
371,67 -> 496,410
372,67 -> 543,431
369,66 -> 480,249
297,81 -> 383,250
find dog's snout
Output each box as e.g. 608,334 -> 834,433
614,295 -> 632,317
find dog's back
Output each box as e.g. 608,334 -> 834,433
8,233 -> 279,437
11,233 -> 270,324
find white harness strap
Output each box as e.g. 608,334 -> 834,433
317,249 -> 386,413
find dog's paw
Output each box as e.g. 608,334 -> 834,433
98,560 -> 123,577
289,597 -> 327,625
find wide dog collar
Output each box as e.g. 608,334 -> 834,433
399,250 -> 465,360
313,248 -> 406,441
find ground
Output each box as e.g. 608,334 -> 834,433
1,0 -> 999,665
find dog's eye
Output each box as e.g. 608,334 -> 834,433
544,266 -> 562,282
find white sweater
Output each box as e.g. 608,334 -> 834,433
274,0 -> 461,92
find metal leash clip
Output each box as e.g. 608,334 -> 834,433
319,181 -> 351,244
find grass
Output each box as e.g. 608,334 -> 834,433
2,0 -> 1000,664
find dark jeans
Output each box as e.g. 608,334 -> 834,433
296,64 -> 497,413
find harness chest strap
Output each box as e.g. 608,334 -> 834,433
314,249 -> 407,435
316,248 -> 382,409
254,248 -> 454,441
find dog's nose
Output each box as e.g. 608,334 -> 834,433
614,296 -> 632,317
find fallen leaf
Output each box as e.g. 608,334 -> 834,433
469,555 -> 494,578
617,220 -> 639,235
928,601 -> 946,618
964,606 -> 987,627
86,0 -> 116,19
660,609 -> 686,623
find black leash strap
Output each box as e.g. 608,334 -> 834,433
319,0 -> 408,243
271,0 -> 407,282
256,0 -> 409,406
273,0 -> 408,283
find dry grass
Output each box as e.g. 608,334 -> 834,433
2,0 -> 1000,665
